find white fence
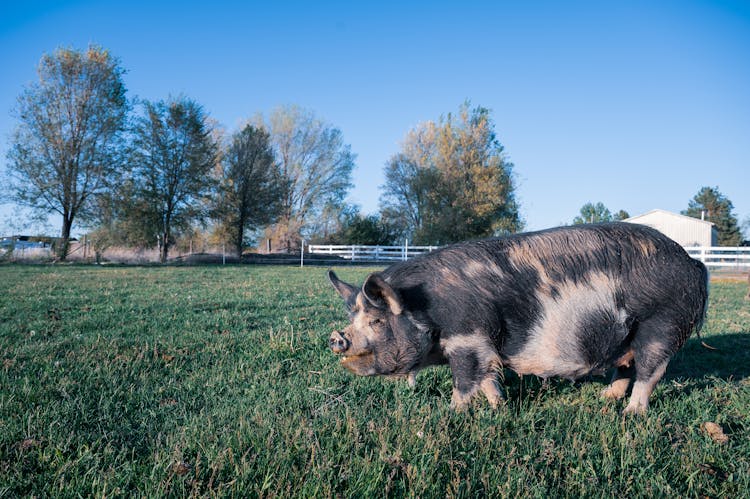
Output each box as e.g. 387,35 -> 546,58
685,246 -> 750,269
308,243 -> 750,268
2,239 -> 748,269
307,243 -> 438,263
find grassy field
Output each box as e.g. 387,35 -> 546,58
1,265 -> 748,497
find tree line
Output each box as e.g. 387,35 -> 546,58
4,46 -> 522,261
4,46 -> 745,262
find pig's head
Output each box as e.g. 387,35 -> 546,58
327,270 -> 433,377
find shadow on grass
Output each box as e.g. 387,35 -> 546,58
492,333 -> 750,403
667,333 -> 750,381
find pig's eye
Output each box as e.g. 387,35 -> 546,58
369,319 -> 382,327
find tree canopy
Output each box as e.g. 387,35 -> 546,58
380,102 -> 521,245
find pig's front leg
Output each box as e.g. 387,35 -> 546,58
443,336 -> 504,410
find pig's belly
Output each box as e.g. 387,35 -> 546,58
501,277 -> 630,380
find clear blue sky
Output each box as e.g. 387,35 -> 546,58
1,0 -> 748,237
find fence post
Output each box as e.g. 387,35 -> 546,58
222,243 -> 226,265
404,239 -> 409,261
301,239 -> 305,268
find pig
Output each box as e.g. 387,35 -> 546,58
327,222 -> 709,414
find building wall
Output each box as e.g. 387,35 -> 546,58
624,210 -> 717,247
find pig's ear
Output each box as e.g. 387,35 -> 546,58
362,273 -> 403,315
328,270 -> 358,308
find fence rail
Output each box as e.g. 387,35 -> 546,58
307,243 -> 750,268
307,243 -> 438,263
684,246 -> 750,268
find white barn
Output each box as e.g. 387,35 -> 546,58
624,209 -> 717,247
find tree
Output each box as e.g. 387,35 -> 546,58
573,203 -> 630,225
613,209 -> 630,221
682,186 -> 742,246
315,206 -> 397,245
380,102 -> 521,244
5,46 -> 129,259
343,213 -> 397,245
130,97 -> 219,262
573,202 -> 613,224
257,105 -> 355,251
215,125 -> 283,256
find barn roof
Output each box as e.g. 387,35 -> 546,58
624,209 -> 715,227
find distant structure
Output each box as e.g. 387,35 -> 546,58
0,235 -> 51,250
624,209 -> 717,247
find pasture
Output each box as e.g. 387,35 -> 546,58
1,265 -> 749,497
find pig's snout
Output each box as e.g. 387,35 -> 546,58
329,331 -> 350,354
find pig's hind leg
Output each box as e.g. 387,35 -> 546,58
623,358 -> 669,415
601,365 -> 634,400
622,317 -> 676,415
601,350 -> 635,400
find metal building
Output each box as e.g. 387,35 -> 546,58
624,209 -> 717,247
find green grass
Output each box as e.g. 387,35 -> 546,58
1,265 -> 748,497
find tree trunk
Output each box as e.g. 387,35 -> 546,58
160,231 -> 169,263
161,209 -> 171,263
58,216 -> 73,261
235,212 -> 245,258
235,233 -> 243,259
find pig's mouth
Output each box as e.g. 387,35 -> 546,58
338,350 -> 377,376
339,351 -> 372,363
329,331 -> 375,373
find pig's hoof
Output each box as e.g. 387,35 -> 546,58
450,401 -> 469,412
622,403 -> 647,416
486,397 -> 505,410
407,372 -> 416,388
450,389 -> 472,412
480,377 -> 505,409
600,386 -> 627,400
